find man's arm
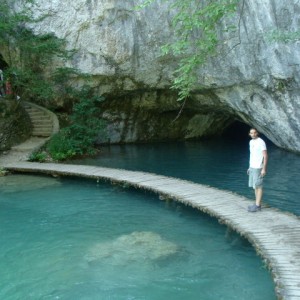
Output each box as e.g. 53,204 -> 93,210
261,149 -> 268,176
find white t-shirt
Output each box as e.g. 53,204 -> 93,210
249,137 -> 267,168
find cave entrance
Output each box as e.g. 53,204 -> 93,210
0,54 -> 8,97
222,121 -> 250,142
0,54 -> 8,70
222,120 -> 273,146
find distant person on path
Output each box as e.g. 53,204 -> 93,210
5,77 -> 13,97
247,128 -> 268,212
0,69 -> 4,97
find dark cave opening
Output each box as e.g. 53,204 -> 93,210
222,120 -> 272,146
0,54 -> 8,70
222,121 -> 251,141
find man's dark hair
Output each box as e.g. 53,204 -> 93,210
249,128 -> 259,135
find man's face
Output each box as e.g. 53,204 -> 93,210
249,129 -> 258,139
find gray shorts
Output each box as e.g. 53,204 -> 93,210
248,168 -> 264,189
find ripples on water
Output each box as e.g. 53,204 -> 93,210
0,175 -> 276,299
72,138 -> 300,216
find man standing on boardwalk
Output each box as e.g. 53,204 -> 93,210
247,128 -> 268,212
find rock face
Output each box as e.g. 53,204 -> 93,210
9,0 -> 300,152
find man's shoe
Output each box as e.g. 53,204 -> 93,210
248,204 -> 261,212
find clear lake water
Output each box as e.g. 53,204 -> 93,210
73,137 -> 300,216
0,173 -> 276,299
2,135 -> 298,299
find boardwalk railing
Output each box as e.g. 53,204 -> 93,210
3,161 -> 300,300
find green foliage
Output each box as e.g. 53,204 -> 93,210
51,67 -> 86,104
52,67 -> 81,84
268,30 -> 300,43
28,151 -> 47,162
0,168 -> 9,176
0,0 -> 75,104
5,67 -> 55,104
46,87 -> 106,161
134,0 -> 155,9
46,132 -> 76,161
0,0 -> 33,41
1,1 -> 107,160
138,0 -> 240,101
19,31 -> 67,69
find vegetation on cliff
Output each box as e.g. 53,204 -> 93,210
44,87 -> 106,161
0,0 -> 106,160
137,0 -> 241,101
0,0 -> 70,104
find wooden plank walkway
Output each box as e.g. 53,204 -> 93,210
2,161 -> 300,300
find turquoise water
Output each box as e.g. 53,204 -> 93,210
73,138 -> 300,216
0,174 -> 276,300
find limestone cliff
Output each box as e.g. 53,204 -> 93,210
9,0 -> 300,152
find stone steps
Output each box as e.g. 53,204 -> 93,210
0,102 -> 59,164
10,137 -> 49,153
23,103 -> 58,138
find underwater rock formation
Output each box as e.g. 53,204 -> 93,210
85,231 -> 178,265
0,174 -> 61,193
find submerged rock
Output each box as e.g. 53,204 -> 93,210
0,174 -> 61,193
85,231 -> 178,265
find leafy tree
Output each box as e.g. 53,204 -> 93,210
0,0 -> 75,104
0,0 -> 33,62
1,0 -> 107,160
46,87 -> 106,161
137,0 -> 240,101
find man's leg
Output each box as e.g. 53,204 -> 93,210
248,186 -> 263,212
255,187 -> 263,207
248,169 -> 263,212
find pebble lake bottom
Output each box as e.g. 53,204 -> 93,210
0,175 -> 276,300
72,137 -> 300,216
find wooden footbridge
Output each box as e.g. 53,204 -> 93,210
2,161 -> 300,300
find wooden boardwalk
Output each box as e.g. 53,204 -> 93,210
2,161 -> 300,300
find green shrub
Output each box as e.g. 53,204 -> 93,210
46,87 -> 106,161
1,1 -> 106,162
46,131 -> 76,161
0,168 -> 8,176
0,0 -> 76,105
28,151 -> 48,162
